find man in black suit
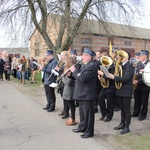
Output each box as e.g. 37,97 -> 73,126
98,59 -> 116,122
70,47 -> 97,138
132,50 -> 150,121
107,50 -> 134,135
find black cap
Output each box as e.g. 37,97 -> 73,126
82,48 -> 96,57
46,50 -> 53,55
70,49 -> 77,54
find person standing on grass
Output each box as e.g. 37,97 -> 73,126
30,57 -> 38,84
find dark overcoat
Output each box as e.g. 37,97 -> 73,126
114,61 -> 134,97
72,60 -> 98,101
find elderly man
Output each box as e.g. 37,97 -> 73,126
70,47 -> 98,138
132,50 -> 150,121
42,50 -> 58,112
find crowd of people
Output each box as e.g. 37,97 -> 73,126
0,50 -> 38,84
0,47 -> 150,139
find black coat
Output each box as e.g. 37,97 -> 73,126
102,64 -> 116,94
135,60 -> 150,91
0,58 -> 5,72
114,61 -> 134,97
42,58 -> 58,85
72,60 -> 98,101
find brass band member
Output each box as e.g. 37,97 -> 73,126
94,50 -> 102,113
70,48 -> 97,138
132,50 -> 150,121
42,50 -> 58,112
107,51 -> 134,135
111,48 -> 120,111
98,56 -> 116,122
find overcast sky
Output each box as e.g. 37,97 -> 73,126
0,0 -> 150,48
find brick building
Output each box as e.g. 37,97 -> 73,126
29,15 -> 150,60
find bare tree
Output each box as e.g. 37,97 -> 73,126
0,0 -> 142,51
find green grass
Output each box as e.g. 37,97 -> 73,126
10,71 -> 42,87
114,134 -> 150,150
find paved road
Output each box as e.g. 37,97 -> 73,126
0,81 -> 110,150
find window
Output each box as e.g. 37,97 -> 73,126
124,41 -> 131,46
81,38 -> 92,43
35,49 -> 40,56
35,42 -> 39,48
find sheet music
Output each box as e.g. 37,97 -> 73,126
49,83 -> 58,88
100,66 -> 109,78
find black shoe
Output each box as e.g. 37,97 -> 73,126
131,114 -> 139,117
47,108 -> 55,112
43,107 -> 49,110
104,118 -> 112,122
62,113 -> 69,119
43,104 -> 50,110
81,134 -> 93,138
58,110 -> 65,116
31,82 -> 33,84
113,124 -> 124,130
120,127 -> 130,135
99,116 -> 106,121
138,117 -> 145,121
72,128 -> 85,133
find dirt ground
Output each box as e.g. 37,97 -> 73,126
10,79 -> 150,150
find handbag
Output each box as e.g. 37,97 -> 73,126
7,70 -> 14,75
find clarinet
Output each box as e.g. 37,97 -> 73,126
56,59 -> 82,83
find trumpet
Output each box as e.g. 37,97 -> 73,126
42,60 -> 49,67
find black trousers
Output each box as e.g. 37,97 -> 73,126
44,85 -> 56,110
133,90 -> 149,118
98,89 -> 115,119
4,70 -> 10,80
78,100 -> 95,136
66,100 -> 75,120
118,96 -> 131,127
0,71 -> 3,80
59,86 -> 69,114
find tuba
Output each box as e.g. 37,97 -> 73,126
99,56 -> 113,88
114,50 -> 128,90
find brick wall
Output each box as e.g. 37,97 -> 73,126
29,19 -> 150,61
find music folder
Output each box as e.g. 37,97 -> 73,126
100,66 -> 109,78
49,82 -> 58,88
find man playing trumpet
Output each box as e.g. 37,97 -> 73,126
42,50 -> 58,112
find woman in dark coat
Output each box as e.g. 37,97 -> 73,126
62,57 -> 76,125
